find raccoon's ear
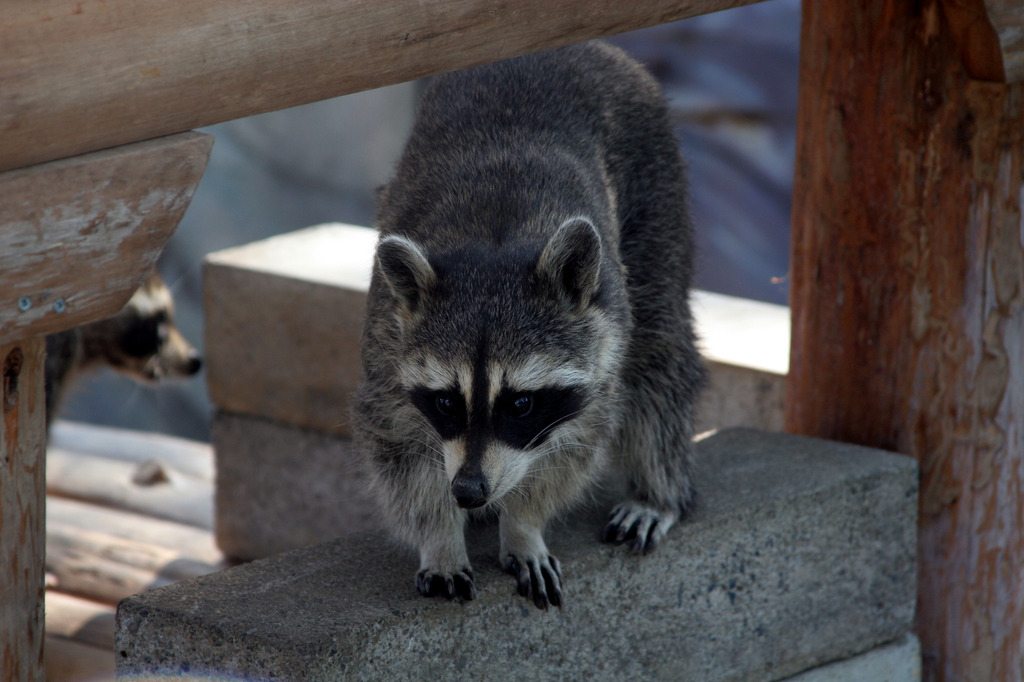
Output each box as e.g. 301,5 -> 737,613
376,235 -> 437,313
537,217 -> 602,308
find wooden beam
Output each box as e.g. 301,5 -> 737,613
1,339 -> 46,682
45,591 -> 116,651
787,1 -> 1024,679
0,0 -> 764,173
0,132 -> 212,345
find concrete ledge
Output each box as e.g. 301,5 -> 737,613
117,429 -> 917,681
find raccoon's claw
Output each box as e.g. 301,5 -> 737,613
503,553 -> 563,609
603,502 -> 677,554
416,566 -> 476,601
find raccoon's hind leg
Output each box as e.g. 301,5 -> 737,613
604,329 -> 705,554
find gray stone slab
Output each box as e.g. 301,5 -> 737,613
116,428 -> 917,682
697,361 -> 785,434
780,634 -> 920,682
212,411 -> 379,561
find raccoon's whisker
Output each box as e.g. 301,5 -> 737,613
530,437 -> 601,463
522,457 -> 594,479
412,437 -> 447,462
505,486 -> 530,504
393,427 -> 446,461
410,440 -> 446,465
399,426 -> 450,474
520,408 -> 590,451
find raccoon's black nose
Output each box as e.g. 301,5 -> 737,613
451,474 -> 489,509
186,354 -> 202,375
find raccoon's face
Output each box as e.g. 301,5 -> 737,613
375,218 -> 624,509
83,273 -> 202,382
404,353 -> 595,508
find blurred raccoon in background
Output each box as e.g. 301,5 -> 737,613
354,40 -> 706,610
45,272 -> 202,427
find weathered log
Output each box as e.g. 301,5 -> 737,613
47,497 -> 221,565
45,591 -> 116,651
49,420 -> 214,482
1,340 -> 46,681
46,523 -> 223,605
787,1 -> 1024,679
0,0 -> 767,173
0,132 -> 213,344
47,449 -> 214,529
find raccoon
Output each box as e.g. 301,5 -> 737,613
45,272 -> 202,425
353,41 -> 705,609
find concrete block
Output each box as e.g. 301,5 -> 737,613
204,225 -> 790,438
203,223 -> 377,436
697,361 -> 784,433
693,290 -> 790,377
780,634 -> 921,682
117,429 -> 917,682
694,290 -> 788,433
212,411 -> 378,561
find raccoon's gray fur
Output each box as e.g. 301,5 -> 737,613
45,272 -> 202,426
353,41 -> 705,609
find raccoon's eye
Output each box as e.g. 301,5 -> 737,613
508,394 -> 534,418
410,388 -> 465,439
435,395 -> 457,417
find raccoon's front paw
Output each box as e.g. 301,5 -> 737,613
502,552 -> 563,610
416,566 -> 476,601
602,501 -> 678,554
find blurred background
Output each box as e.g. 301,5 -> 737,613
56,0 -> 800,442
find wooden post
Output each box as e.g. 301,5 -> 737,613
787,1 -> 1024,680
1,339 -> 45,681
0,131 -> 211,680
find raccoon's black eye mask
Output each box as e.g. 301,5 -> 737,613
410,388 -> 466,440
409,385 -> 586,450
120,311 -> 170,359
492,387 -> 585,450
